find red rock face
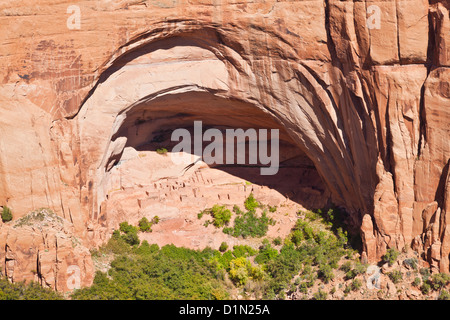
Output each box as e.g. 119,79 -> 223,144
0,0 -> 449,291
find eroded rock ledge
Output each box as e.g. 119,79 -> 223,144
0,0 -> 449,291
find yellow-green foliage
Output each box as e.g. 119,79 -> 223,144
229,257 -> 265,286
199,205 -> 232,228
72,207 -> 360,300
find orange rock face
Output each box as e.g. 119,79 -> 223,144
0,209 -> 94,291
0,0 -> 449,291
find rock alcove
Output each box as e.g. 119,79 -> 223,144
99,92 -> 331,248
74,31 -> 353,248
1,2 -> 449,292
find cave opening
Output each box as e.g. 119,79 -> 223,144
73,31 -> 346,249
97,91 -> 331,248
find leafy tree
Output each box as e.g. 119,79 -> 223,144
210,205 -> 231,228
118,221 -> 140,246
231,245 -> 257,258
135,240 -> 159,255
138,217 -> 153,232
72,244 -> 229,300
244,193 -> 260,212
255,241 -> 278,265
201,205 -> 232,228
227,210 -> 274,238
152,216 -> 160,224
229,257 -> 252,286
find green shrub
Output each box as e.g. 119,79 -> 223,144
264,244 -> 303,296
1,206 -> 12,223
118,221 -> 140,246
412,277 -> 421,287
244,193 -> 260,212
421,282 -> 431,295
104,232 -> 131,254
135,240 -> 159,255
354,262 -> 368,275
388,270 -> 403,284
343,285 -> 351,294
226,210 -> 274,239
229,257 -> 252,286
304,210 -> 321,221
156,147 -> 168,155
119,221 -> 137,234
152,216 -> 160,224
72,244 -> 229,300
438,290 -> 450,300
273,237 -> 282,246
292,220 -> 314,243
313,289 -> 327,300
202,205 -> 232,228
298,282 -> 308,294
122,231 -> 140,246
318,264 -> 334,284
403,258 -> 418,270
138,217 -> 153,232
351,278 -> 362,291
431,273 -> 450,290
232,205 -> 243,215
209,250 -> 234,272
382,248 -> 399,266
219,242 -> 228,252
211,205 -> 232,227
420,267 -> 431,281
231,245 -> 257,258
345,262 -> 367,280
255,242 -> 278,265
340,261 -> 352,273
222,227 -> 233,235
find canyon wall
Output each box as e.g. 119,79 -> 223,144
0,0 -> 448,291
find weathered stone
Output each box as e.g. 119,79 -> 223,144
0,209 -> 94,292
0,0 -> 449,292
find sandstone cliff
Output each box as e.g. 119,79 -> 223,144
0,0 -> 449,291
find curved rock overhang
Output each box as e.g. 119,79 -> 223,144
0,1 -> 449,291
73,24 -> 380,236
